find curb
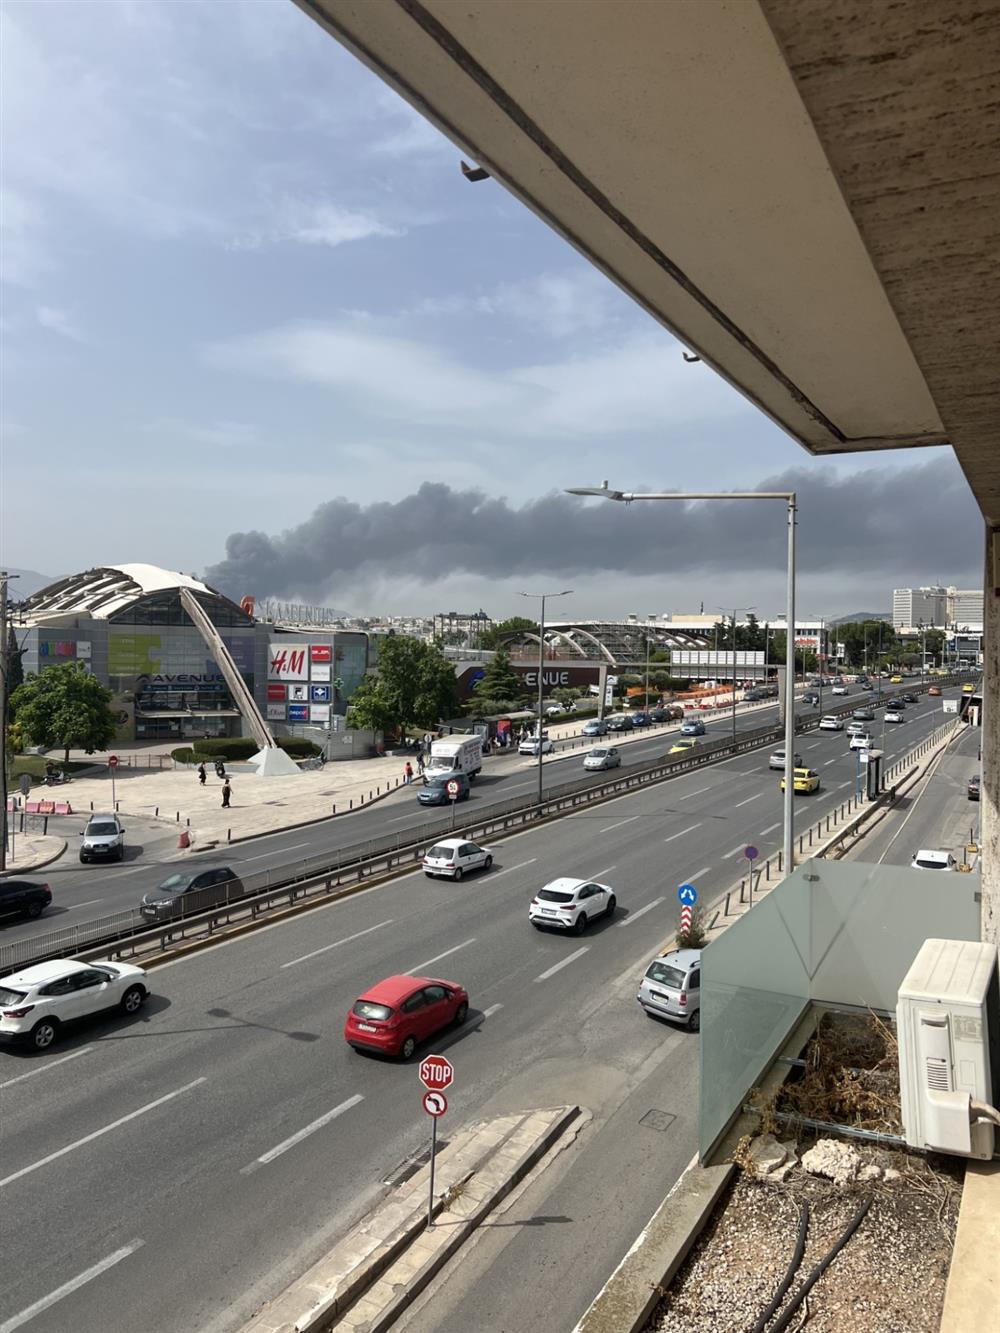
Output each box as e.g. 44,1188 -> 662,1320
572,1154 -> 735,1333
239,1105 -> 580,1333
0,838 -> 68,877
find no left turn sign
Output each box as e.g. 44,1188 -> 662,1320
423,1091 -> 448,1117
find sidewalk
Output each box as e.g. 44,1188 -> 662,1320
0,832 -> 67,875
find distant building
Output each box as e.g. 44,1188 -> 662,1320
949,587 -> 984,629
16,564 -> 368,743
433,610 -> 494,645
892,587 -> 948,630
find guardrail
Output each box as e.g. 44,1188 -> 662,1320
0,680 -> 962,975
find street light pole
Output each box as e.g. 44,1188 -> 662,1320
567,484 -> 797,874
719,606 -> 755,745
519,590 -> 572,812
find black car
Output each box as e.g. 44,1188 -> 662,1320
968,774 -> 981,801
802,692 -> 820,707
901,693 -> 918,704
630,711 -> 652,728
649,707 -> 669,722
606,716 -> 635,732
140,865 -> 245,922
0,879 -> 52,922
418,772 -> 472,806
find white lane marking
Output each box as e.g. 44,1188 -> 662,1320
678,786 -> 712,801
535,947 -> 590,981
0,1240 -> 145,1333
65,899 -> 104,910
598,815 -> 640,833
684,866 -> 712,883
244,1094 -> 364,1171
759,822 -> 781,837
722,844 -> 749,858
664,823 -> 701,844
0,1078 -> 206,1189
482,1003 -> 503,1018
404,939 -> 476,976
241,841 -> 310,862
836,782 -> 852,790
823,758 -> 840,766
281,919 -> 394,969
617,899 -> 664,927
733,793 -> 762,809
490,858 -> 537,878
806,742 -> 821,749
0,1046 -> 94,1090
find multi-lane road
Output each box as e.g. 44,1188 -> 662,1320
0,686 -> 967,1333
6,687 -> 927,941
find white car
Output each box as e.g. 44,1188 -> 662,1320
831,684 -> 849,696
0,959 -> 148,1052
818,715 -> 844,731
884,709 -> 906,723
849,733 -> 874,751
422,838 -> 493,879
910,849 -> 958,871
545,703 -> 566,717
519,736 -> 555,756
529,877 -> 617,933
583,746 -> 621,771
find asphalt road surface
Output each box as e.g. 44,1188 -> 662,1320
0,687 -> 964,1333
3,687 -> 946,941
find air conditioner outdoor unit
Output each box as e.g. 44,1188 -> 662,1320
897,939 -> 1000,1159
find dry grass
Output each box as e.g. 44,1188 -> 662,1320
771,1012 -> 902,1136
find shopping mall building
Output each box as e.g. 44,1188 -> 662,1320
14,565 -> 369,744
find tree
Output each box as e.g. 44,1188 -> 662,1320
5,626 -> 24,705
473,645 -> 529,704
346,635 -> 458,735
465,696 -> 526,718
480,616 -> 537,650
11,662 -> 117,762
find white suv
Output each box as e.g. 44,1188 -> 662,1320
529,878 -> 616,933
79,814 -> 125,863
0,959 -> 148,1051
849,733 -> 874,751
910,849 -> 958,871
819,715 -> 844,731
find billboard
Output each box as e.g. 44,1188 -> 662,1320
266,703 -> 285,721
268,643 -> 308,681
310,684 -> 331,703
311,644 -> 332,663
266,683 -> 286,701
288,683 -> 308,702
310,704 -> 330,723
311,664 -> 330,682
288,703 -> 309,722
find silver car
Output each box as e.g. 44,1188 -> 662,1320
768,749 -> 803,770
79,814 -> 125,863
583,746 -> 621,771
637,948 -> 701,1030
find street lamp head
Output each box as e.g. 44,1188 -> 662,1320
518,589 -> 573,599
565,482 -> 626,502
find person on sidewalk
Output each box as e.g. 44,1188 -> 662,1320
404,761 -> 414,785
197,763 -> 207,786
221,779 -> 232,808
416,753 -> 425,778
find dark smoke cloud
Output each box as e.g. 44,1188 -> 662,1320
204,457 -> 982,601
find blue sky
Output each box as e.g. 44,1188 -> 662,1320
1,0 -> 983,618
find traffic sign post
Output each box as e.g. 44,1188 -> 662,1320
446,778 -> 461,830
108,754 -> 119,808
677,883 -> 697,940
744,844 -> 759,903
420,1061 -> 454,1226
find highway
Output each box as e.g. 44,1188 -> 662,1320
4,686 -> 931,940
0,686 -> 964,1333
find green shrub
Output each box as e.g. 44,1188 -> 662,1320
170,747 -> 212,765
188,738 -> 259,760
276,737 -> 321,757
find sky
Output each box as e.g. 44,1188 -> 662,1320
1,0 -> 985,621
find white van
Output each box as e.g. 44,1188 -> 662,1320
425,735 -> 483,782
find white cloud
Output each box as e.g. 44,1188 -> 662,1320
229,198 -> 402,252
477,271 -> 626,339
37,306 -> 85,342
204,316 -> 748,437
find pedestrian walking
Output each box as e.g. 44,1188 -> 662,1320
404,761 -> 414,785
221,779 -> 232,808
417,754 -> 425,777
198,763 -> 207,786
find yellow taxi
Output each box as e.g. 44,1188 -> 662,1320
779,767 -> 821,794
669,738 -> 698,755
962,682 -> 975,693
890,675 -> 903,684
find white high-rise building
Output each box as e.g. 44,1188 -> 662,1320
892,587 -> 948,630
948,587 -> 984,629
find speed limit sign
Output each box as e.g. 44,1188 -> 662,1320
446,779 -> 461,798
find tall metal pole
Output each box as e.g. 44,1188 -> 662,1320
536,594 -> 546,811
0,571 -> 8,872
731,612 -> 737,744
644,632 -> 650,711
783,499 -> 797,875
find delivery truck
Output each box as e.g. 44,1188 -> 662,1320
425,735 -> 483,782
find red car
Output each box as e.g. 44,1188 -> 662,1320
344,974 -> 470,1060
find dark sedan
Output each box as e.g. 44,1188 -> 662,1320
968,775 -> 981,801
140,866 -> 245,922
0,879 -> 52,923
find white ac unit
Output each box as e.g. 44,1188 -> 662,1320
897,938 -> 999,1160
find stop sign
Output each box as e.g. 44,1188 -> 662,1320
419,1054 -> 454,1091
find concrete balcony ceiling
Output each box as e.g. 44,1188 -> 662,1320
298,0 -> 1000,520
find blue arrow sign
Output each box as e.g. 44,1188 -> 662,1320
744,845 -> 759,861
677,883 -> 698,906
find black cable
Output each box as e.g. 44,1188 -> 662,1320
748,1199 -> 810,1333
767,1196 -> 873,1333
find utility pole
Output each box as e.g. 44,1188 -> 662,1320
0,571 -> 16,873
